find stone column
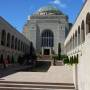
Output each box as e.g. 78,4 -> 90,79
42,47 -> 44,55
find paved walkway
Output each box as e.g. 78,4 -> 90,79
2,66 -> 73,83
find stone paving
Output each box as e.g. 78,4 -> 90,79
2,66 -> 73,83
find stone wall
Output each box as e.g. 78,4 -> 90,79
64,0 -> 90,90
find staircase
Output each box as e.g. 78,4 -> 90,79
38,55 -> 52,60
0,80 -> 75,90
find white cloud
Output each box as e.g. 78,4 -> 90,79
51,0 -> 67,8
53,0 -> 61,4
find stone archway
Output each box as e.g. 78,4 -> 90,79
1,30 -> 6,46
7,33 -> 11,47
0,54 -> 3,64
78,26 -> 80,45
75,31 -> 77,47
86,13 -> 90,34
81,20 -> 85,42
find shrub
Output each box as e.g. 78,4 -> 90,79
73,56 -> 78,64
69,57 -> 73,65
53,54 -> 67,60
64,55 -> 79,65
58,43 -> 61,60
64,56 -> 69,64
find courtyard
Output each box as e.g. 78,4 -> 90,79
0,61 -> 75,90
0,0 -> 90,89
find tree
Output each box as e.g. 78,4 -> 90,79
58,42 -> 61,60
29,42 -> 37,66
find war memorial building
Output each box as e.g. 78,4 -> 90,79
23,5 -> 70,56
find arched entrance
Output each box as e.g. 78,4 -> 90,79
41,30 -> 54,55
7,33 -> 11,47
78,26 -> 80,45
81,20 -> 85,42
1,30 -> 6,46
0,54 -> 3,64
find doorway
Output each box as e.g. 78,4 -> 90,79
0,54 -> 3,64
44,49 -> 50,55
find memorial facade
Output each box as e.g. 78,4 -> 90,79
23,5 -> 70,56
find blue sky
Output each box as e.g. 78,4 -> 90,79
0,0 -> 84,32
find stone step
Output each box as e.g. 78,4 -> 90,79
0,87 -> 44,90
0,87 -> 75,90
0,83 -> 75,88
0,82 -> 74,86
0,81 -> 74,85
0,81 -> 75,90
39,55 -> 52,60
0,84 -> 75,89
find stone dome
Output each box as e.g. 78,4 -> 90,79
35,5 -> 63,15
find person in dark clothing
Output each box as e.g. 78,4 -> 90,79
0,55 -> 6,69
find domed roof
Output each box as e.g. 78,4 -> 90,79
35,5 -> 63,15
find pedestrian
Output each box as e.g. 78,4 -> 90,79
2,60 -> 6,69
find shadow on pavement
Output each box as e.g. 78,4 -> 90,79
21,61 -> 51,72
0,65 -> 32,78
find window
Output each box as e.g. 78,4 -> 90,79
41,30 -> 54,47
